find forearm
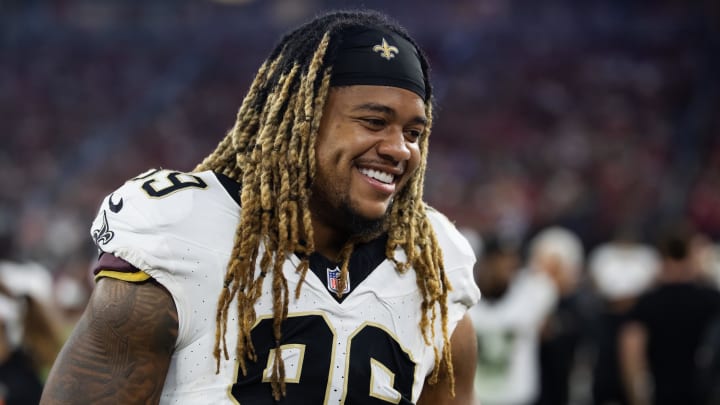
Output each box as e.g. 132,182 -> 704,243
619,322 -> 650,405
623,364 -> 651,405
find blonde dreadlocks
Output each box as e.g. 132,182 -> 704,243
194,10 -> 455,399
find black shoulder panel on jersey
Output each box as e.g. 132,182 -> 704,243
214,172 -> 242,206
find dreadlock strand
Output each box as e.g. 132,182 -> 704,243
438,277 -> 455,395
292,72 -> 332,297
257,66 -> 300,215
195,133 -> 233,173
213,237 -> 252,371
334,241 -> 356,299
307,71 -> 332,180
269,252 -> 290,398
302,32 -> 331,119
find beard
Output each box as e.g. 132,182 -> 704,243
341,197 -> 390,241
309,176 -> 391,241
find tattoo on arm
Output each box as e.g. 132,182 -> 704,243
41,278 -> 178,405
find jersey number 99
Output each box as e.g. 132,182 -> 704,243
232,314 -> 416,404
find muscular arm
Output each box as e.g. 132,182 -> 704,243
417,313 -> 477,405
40,277 -> 178,405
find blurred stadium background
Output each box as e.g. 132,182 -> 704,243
1,0 -> 719,397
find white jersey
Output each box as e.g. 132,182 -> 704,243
90,169 -> 480,405
469,270 -> 557,405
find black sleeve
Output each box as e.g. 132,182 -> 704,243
626,292 -> 653,325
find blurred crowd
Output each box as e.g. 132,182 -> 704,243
465,221 -> 720,405
1,0 -> 719,403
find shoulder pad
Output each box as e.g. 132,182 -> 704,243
89,169 -> 235,270
425,207 -> 481,329
425,207 -> 476,269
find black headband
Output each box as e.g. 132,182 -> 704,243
329,27 -> 427,101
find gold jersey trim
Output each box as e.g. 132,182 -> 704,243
95,269 -> 151,283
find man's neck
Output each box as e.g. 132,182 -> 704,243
310,222 -> 349,262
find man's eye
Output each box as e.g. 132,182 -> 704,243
362,118 -> 385,128
405,129 -> 423,141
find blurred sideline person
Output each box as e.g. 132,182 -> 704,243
41,10 -> 481,405
690,233 -> 720,287
690,233 -> 720,403
533,227 -> 585,405
0,237 -> 63,405
620,222 -> 720,405
588,228 -> 659,405
469,227 -> 581,405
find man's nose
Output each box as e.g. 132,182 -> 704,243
377,126 -> 411,163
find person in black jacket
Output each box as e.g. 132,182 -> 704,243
620,222 -> 720,405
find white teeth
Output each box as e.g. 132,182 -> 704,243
359,168 -> 394,184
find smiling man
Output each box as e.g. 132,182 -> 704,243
41,10 -> 481,405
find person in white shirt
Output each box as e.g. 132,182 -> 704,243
470,227 -> 583,405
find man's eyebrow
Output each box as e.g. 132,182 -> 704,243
351,103 -> 428,125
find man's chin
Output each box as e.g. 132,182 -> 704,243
344,204 -> 390,241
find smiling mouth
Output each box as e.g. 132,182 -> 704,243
358,167 -> 395,184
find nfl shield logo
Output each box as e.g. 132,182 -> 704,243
327,267 -> 350,294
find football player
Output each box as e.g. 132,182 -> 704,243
41,10 -> 481,405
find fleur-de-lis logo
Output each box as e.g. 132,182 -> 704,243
92,210 -> 115,246
372,38 -> 399,60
